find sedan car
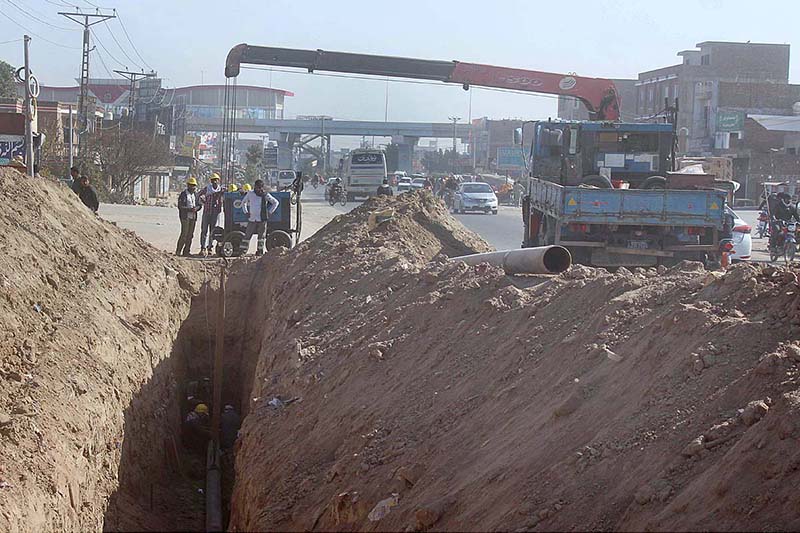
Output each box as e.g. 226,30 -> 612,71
397,177 -> 413,193
452,182 -> 499,215
727,207 -> 752,261
410,178 -> 427,190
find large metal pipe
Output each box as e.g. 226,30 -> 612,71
450,246 -> 572,275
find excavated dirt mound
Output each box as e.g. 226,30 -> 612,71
0,169 -> 202,532
227,191 -> 800,531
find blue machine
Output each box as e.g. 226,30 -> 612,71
211,189 -> 301,257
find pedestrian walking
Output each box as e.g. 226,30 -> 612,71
199,173 -> 224,257
77,176 -> 99,213
241,179 -> 279,255
176,177 -> 201,257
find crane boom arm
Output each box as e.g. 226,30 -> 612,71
224,44 -> 620,121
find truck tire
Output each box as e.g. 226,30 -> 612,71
267,230 -> 293,250
581,175 -> 613,189
641,176 -> 667,189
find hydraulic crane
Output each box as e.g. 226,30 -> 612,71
224,45 -> 620,121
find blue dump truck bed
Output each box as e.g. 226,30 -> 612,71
527,178 -> 729,267
530,179 -> 726,227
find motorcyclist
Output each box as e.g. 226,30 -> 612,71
769,192 -> 799,250
328,176 -> 343,200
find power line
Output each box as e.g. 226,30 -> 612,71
89,28 -> 126,68
101,19 -> 140,69
2,0 -> 75,30
115,12 -> 152,71
0,38 -> 23,45
0,10 -> 80,49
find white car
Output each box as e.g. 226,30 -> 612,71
410,178 -> 427,190
452,182 -> 499,215
277,170 -> 297,190
727,207 -> 752,261
397,177 -> 413,192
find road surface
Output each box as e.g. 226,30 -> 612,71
101,191 -> 770,264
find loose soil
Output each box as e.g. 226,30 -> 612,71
225,193 -> 800,531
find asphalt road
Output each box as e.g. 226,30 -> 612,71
100,191 -> 771,264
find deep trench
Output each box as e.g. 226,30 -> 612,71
102,273 -> 257,532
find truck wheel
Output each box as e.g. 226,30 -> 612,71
267,230 -> 293,250
581,175 -> 613,189
641,176 -> 667,189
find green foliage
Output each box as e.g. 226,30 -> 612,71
0,60 -> 15,99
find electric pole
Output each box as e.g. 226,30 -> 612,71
59,9 -> 116,155
114,70 -> 156,128
448,116 -> 460,173
23,36 -> 33,178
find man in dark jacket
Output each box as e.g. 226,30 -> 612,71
78,176 -> 99,213
176,177 -> 201,257
220,404 -> 241,450
70,166 -> 82,195
376,177 -> 393,197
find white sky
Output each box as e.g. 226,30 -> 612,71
1,0 -> 798,149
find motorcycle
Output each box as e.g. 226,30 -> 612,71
328,185 -> 347,207
757,209 -> 769,239
769,219 -> 798,263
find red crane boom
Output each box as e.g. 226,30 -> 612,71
224,45 -> 620,121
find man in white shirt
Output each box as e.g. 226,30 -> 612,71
241,179 -> 280,255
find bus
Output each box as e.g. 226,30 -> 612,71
343,149 -> 387,200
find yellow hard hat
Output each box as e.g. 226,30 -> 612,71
195,403 -> 208,414
242,183 -> 253,192
186,177 -> 198,186
227,183 -> 239,192
210,173 -> 220,181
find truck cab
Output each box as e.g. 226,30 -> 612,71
525,121 -> 674,188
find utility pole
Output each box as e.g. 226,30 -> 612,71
448,116 -> 460,172
59,10 -> 116,155
68,104 -> 74,172
22,36 -> 33,178
114,70 -> 157,128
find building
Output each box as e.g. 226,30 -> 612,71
557,79 -> 638,121
636,41 -> 797,155
469,118 -> 525,177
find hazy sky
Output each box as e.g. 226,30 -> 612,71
1,0 -> 798,126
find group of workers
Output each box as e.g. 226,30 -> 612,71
182,402 -> 241,452
176,173 -> 278,257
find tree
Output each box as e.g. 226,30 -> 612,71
385,143 -> 399,173
82,128 -> 173,202
0,60 -> 15,99
244,144 -> 263,181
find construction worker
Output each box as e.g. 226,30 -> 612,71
199,173 -> 224,257
220,404 -> 241,450
241,179 -> 279,256
227,183 -> 239,193
240,183 -> 252,197
77,176 -> 99,213
182,403 -> 210,452
176,177 -> 201,257
376,177 -> 393,197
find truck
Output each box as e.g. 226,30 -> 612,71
223,45 -> 732,266
343,148 -> 387,200
519,120 -> 729,267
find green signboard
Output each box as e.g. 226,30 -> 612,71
716,110 -> 744,132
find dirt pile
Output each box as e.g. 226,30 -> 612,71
227,191 -> 800,531
0,169 -> 202,531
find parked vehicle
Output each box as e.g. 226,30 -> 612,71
277,169 -> 297,189
410,178 -> 427,190
452,182 -> 499,215
726,207 -> 752,262
343,149 -> 387,200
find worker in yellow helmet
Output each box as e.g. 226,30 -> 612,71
227,183 -> 239,193
182,403 -> 210,452
176,177 -> 201,257
240,183 -> 252,197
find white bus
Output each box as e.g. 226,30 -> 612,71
344,149 -> 387,200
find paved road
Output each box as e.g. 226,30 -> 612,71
100,192 -> 773,265
99,186 -> 351,255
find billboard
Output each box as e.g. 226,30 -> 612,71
264,146 -> 279,169
716,110 -> 744,132
0,134 -> 25,165
496,146 -> 525,170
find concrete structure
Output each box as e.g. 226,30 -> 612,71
558,79 -> 638,121
257,119 -> 472,173
469,118 -> 525,177
636,41 -> 797,155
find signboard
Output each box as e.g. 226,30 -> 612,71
716,110 -> 744,132
0,134 -> 24,165
264,146 -> 279,169
179,134 -> 198,157
496,146 -> 525,170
